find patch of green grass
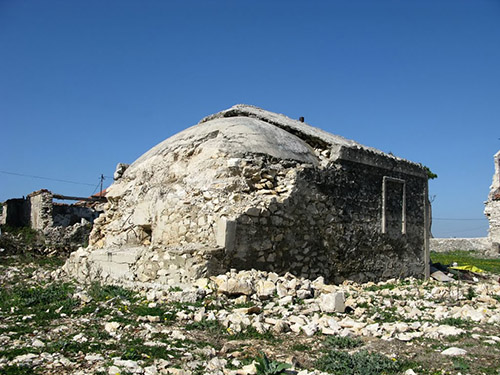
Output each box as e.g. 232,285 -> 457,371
0,225 -> 39,245
438,317 -> 471,328
0,282 -> 78,323
315,350 -> 400,375
87,282 -> 137,302
444,332 -> 472,343
233,301 -> 257,309
0,323 -> 36,338
227,326 -> 279,342
324,335 -> 363,349
430,251 -> 500,275
364,283 -> 396,292
291,343 -> 310,351
185,319 -> 224,333
119,338 -> 180,362
0,347 -> 39,361
452,358 -> 470,371
1,364 -> 40,375
370,306 -> 400,323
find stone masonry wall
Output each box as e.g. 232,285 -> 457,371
230,159 -> 427,283
62,105 -> 429,287
485,150 -> 500,253
67,153 -> 427,286
28,190 -> 54,230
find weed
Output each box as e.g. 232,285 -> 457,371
324,335 -> 363,349
1,364 -> 39,375
255,352 -> 291,375
364,283 -> 396,292
466,286 -> 476,300
452,358 -> 470,371
87,282 -> 137,302
227,326 -> 279,342
370,306 -> 400,323
185,319 -> 223,333
0,282 -> 78,323
315,350 -> 400,375
291,343 -> 310,351
439,317 -> 471,328
444,332 -> 472,343
233,301 -> 257,309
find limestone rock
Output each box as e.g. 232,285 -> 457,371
318,292 -> 345,313
441,347 -> 467,356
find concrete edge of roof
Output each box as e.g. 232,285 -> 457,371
201,104 -> 428,178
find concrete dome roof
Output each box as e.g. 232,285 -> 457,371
108,104 -> 426,200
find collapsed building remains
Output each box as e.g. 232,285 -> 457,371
0,189 -> 103,249
485,150 -> 500,253
63,105 -> 430,286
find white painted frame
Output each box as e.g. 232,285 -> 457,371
381,176 -> 406,234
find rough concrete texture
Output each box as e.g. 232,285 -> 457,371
485,150 -> 500,253
63,104 -> 430,286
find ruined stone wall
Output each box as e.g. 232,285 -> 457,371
68,154 -> 427,286
430,238 -> 491,254
485,150 -> 500,252
62,105 -> 429,286
28,190 -> 54,230
52,204 -> 99,227
0,199 -> 30,227
230,159 -> 427,283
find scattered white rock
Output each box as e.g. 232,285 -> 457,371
441,347 -> 467,356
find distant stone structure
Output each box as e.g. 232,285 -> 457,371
63,105 -> 430,286
0,189 -> 103,248
485,150 -> 500,253
431,150 -> 500,256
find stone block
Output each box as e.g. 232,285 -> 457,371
215,217 -> 236,253
319,292 -> 345,313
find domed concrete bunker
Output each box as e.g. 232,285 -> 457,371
63,105 -> 430,286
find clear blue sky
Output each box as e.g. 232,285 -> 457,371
1,1 -> 499,237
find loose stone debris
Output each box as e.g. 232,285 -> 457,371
0,189 -> 104,254
2,255 -> 500,374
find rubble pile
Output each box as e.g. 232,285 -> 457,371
2,258 -> 500,374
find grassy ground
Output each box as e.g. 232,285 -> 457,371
0,251 -> 499,375
431,250 -> 500,274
